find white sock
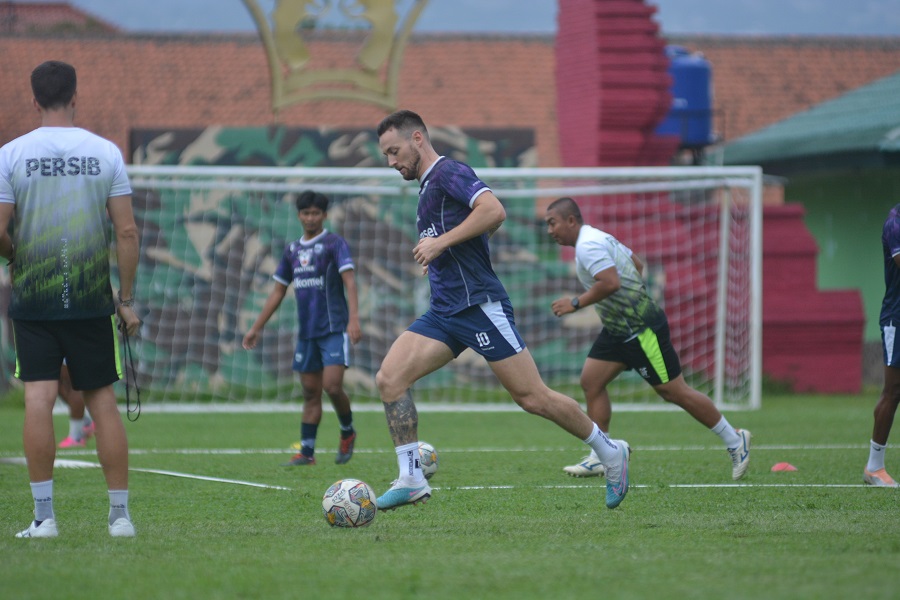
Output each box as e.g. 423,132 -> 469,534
711,417 -> 742,448
584,424 -> 620,465
68,419 -> 84,441
31,480 -> 54,522
395,442 -> 425,483
867,440 -> 887,472
108,489 -> 130,525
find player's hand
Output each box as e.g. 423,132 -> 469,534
242,330 -> 259,350
413,236 -> 446,266
347,319 -> 362,344
551,297 -> 576,317
117,305 -> 141,336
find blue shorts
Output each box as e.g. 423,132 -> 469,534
408,299 -> 526,362
882,322 -> 900,368
293,332 -> 349,373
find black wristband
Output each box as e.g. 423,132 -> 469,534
571,296 -> 581,310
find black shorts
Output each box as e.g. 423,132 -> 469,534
587,321 -> 682,386
13,316 -> 122,391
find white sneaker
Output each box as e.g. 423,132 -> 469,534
605,440 -> 631,509
376,479 -> 432,510
16,518 -> 58,538
863,468 -> 899,487
109,518 -> 136,537
728,429 -> 752,480
563,453 -> 606,477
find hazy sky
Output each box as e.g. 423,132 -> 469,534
57,0 -> 900,36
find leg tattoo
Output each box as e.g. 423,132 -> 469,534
384,390 -> 418,445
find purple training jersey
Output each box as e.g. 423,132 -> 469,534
274,230 -> 354,339
881,204 -> 900,325
417,157 -> 509,316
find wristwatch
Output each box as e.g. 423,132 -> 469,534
571,296 -> 581,310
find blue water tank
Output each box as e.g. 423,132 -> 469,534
655,45 -> 714,148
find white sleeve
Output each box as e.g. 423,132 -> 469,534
577,236 -> 616,277
108,144 -> 132,197
0,148 -> 14,204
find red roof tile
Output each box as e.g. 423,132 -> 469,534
0,30 -> 898,167
0,2 -> 118,34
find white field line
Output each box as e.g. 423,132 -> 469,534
1,443 -> 868,458
1,443 -> 885,491
0,457 -> 291,491
0,457 -> 879,490
449,484 -> 879,489
51,402 -> 691,414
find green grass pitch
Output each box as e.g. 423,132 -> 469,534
1,393 -> 899,599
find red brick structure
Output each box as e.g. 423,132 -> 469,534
556,0 -> 679,167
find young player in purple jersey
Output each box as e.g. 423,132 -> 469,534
374,109 -> 630,511
863,203 -> 900,487
243,191 -> 361,466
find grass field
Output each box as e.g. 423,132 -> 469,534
1,393 -> 899,599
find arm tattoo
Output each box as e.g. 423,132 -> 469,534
384,390 -> 418,445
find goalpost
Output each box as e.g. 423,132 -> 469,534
125,165 -> 762,410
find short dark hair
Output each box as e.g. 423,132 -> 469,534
377,109 -> 428,138
31,61 -> 77,110
295,190 -> 328,212
547,197 -> 584,225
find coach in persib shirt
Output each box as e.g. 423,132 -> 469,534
0,60 -> 141,539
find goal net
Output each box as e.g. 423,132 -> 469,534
121,165 -> 761,410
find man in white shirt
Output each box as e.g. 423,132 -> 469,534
545,196 -> 751,481
0,60 -> 141,538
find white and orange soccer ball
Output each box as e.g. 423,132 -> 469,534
322,479 -> 378,528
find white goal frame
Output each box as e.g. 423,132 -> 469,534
124,165 -> 762,411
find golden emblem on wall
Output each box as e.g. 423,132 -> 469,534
243,0 -> 428,112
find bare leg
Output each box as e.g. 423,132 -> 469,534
580,358 -> 626,432
489,350 -> 627,501
873,364 -> 900,445
375,331 -> 454,446
59,364 -> 86,420
653,374 -> 722,428
299,372 -> 324,426
83,385 -> 128,490
322,364 -> 351,415
23,380 -> 59,483
489,349 -> 594,439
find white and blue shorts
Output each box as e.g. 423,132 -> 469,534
408,299 -> 526,362
882,322 -> 900,368
292,332 -> 349,373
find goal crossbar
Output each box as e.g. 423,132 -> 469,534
122,165 -> 762,410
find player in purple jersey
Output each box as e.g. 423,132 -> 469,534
373,109 -> 630,511
863,203 -> 900,487
243,191 -> 361,466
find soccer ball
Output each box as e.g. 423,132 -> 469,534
322,479 -> 378,528
418,441 -> 439,480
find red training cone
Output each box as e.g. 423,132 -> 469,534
771,462 -> 798,472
